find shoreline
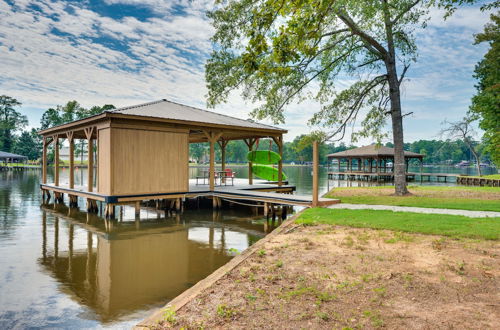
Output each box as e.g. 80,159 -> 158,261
135,210 -> 305,329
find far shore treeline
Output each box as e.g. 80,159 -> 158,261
0,95 -> 496,167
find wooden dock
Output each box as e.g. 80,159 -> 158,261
328,171 -> 459,183
40,178 -> 339,215
0,165 -> 41,171
457,176 -> 500,187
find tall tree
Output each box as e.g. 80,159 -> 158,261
441,116 -> 483,176
12,129 -> 42,160
469,13 -> 499,167
0,95 -> 28,152
40,101 -> 115,163
206,0 -> 485,195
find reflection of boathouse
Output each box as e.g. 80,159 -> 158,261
38,206 -> 267,322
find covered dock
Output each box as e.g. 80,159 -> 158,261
0,151 -> 28,170
39,99 -> 337,217
327,144 -> 425,182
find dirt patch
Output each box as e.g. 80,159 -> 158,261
331,187 -> 500,200
156,225 -> 499,329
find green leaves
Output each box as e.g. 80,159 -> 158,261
0,95 -> 27,152
205,0 -> 483,143
469,13 -> 500,166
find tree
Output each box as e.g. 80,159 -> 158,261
205,0 -> 481,195
190,143 -> 209,163
40,101 -> 115,163
0,95 -> 28,152
441,116 -> 483,176
12,129 -> 42,160
469,13 -> 500,167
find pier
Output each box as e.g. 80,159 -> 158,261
39,99 -> 334,219
327,171 -> 459,183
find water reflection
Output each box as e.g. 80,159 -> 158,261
36,203 -> 279,324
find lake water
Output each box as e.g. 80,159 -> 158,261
0,164 -> 496,328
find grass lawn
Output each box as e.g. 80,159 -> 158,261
461,174 -> 500,180
325,185 -> 500,212
296,208 -> 500,240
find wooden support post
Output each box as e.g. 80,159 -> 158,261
218,139 -> 228,184
209,138 -> 215,190
67,131 -> 74,189
42,137 -> 51,184
312,140 -> 319,207
244,138 -> 256,185
135,201 -> 140,218
84,127 -> 95,192
202,131 -> 222,191
54,135 -> 60,186
272,135 -> 284,186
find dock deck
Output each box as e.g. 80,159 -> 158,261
328,171 -> 458,182
41,178 -> 339,208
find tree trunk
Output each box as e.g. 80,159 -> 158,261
383,0 -> 408,196
466,139 -> 482,177
387,63 -> 408,195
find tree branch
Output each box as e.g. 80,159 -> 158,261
398,63 -> 410,85
391,0 -> 422,25
336,11 -> 388,58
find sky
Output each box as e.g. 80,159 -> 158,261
0,0 -> 493,143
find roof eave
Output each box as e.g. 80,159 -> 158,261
38,112 -> 110,136
107,112 -> 287,134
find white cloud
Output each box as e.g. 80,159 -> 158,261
0,0 -> 491,143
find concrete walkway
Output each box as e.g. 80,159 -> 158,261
328,203 -> 500,218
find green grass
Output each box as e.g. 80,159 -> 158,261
296,208 -> 500,240
326,185 -> 500,212
331,196 -> 500,212
460,174 -> 500,180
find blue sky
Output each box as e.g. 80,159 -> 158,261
0,0 -> 493,143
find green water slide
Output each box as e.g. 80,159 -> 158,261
247,150 -> 286,181
246,150 -> 281,165
251,164 -> 287,181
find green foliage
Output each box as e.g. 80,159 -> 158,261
12,129 -> 42,160
40,100 -> 115,129
39,101 -> 115,163
469,13 -> 500,167
402,139 -> 491,164
162,306 -> 177,325
296,208 -> 500,240
206,0 -> 475,140
216,304 -> 237,318
0,95 -> 28,152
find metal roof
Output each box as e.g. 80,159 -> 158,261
0,151 -> 28,160
107,99 -> 286,132
327,144 -> 423,158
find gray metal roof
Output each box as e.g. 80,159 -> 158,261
327,144 -> 423,158
108,99 -> 286,132
0,151 -> 28,160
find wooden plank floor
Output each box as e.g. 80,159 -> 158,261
41,179 -> 338,207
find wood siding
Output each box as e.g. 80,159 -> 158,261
98,128 -> 112,195
109,127 -> 188,195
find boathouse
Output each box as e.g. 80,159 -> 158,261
327,144 -> 424,181
0,151 -> 28,164
39,99 -> 336,216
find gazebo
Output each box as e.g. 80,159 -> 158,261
0,151 -> 28,164
327,144 -> 424,181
